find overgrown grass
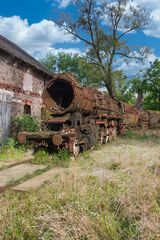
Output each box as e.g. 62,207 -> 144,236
125,129 -> 160,142
32,149 -> 71,167
0,174 -> 134,240
0,136 -> 160,239
0,138 -> 26,162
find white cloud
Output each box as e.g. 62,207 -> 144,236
143,9 -> 160,37
113,0 -> 160,38
35,47 -> 82,59
59,0 -> 72,8
53,0 -> 72,8
0,16 -> 80,59
55,0 -> 160,38
99,0 -> 160,38
132,0 -> 160,38
117,50 -> 157,76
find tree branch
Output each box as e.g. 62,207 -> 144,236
115,52 -> 141,60
118,25 -> 140,40
64,26 -> 94,46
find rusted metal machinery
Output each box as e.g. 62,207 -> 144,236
137,110 -> 160,130
18,73 -> 158,156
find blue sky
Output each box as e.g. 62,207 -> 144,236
0,0 -> 160,75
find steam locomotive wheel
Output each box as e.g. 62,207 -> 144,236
71,139 -> 80,156
105,135 -> 109,143
108,127 -> 117,142
100,131 -> 108,144
108,128 -> 113,142
105,129 -> 109,143
80,135 -> 87,152
113,127 -> 117,140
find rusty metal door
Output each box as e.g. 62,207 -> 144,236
0,90 -> 13,142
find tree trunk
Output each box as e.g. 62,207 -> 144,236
105,81 -> 115,99
135,90 -> 143,109
105,66 -> 115,99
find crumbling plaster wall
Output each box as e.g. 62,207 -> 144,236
0,51 -> 46,118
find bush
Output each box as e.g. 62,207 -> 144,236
0,138 -> 25,161
52,149 -> 70,167
12,114 -> 40,134
33,150 -> 52,165
125,130 -> 149,140
32,149 -> 70,167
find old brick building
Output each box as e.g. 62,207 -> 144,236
0,35 -> 53,141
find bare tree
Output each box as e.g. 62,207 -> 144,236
59,0 -> 150,98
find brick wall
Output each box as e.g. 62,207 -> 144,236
0,51 -> 48,118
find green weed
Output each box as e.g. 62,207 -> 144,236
52,149 -> 70,167
0,138 -> 26,162
0,137 -> 160,240
32,149 -> 71,167
12,114 -> 40,133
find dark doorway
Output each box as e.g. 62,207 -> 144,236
24,104 -> 31,115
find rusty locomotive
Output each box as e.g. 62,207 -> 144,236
17,73 -> 160,155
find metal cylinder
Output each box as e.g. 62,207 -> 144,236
42,73 -> 119,115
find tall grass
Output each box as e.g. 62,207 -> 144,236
32,149 -> 71,167
0,138 -> 26,162
0,136 -> 160,239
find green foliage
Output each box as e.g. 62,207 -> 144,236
108,161 -> 121,171
2,137 -> 17,148
32,150 -> 51,165
124,130 -> 151,141
113,71 -> 136,104
59,0 -> 150,97
0,138 -> 25,162
52,149 -> 70,167
12,114 -> 40,133
39,54 -> 56,71
1,138 -> 160,239
143,59 -> 160,110
32,149 -> 70,167
40,52 -> 102,88
122,60 -> 160,110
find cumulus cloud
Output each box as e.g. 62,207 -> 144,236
0,16 -> 80,58
35,47 -> 82,59
117,50 -> 157,76
131,0 -> 160,38
57,0 -> 160,38
105,0 -> 160,38
53,0 -> 72,8
59,0 -> 72,8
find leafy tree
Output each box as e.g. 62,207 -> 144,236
59,0 -> 150,98
129,77 -> 144,109
11,115 -> 40,135
143,60 -> 160,110
40,52 -> 102,87
112,70 -> 130,102
111,71 -> 138,104
119,61 -> 160,110
40,54 -> 57,72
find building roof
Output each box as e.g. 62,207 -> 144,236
0,34 -> 53,77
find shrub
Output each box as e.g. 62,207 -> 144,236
32,150 -> 52,165
52,149 -> 70,167
0,138 -> 25,161
12,114 -> 40,135
32,149 -> 71,167
125,130 -> 150,140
